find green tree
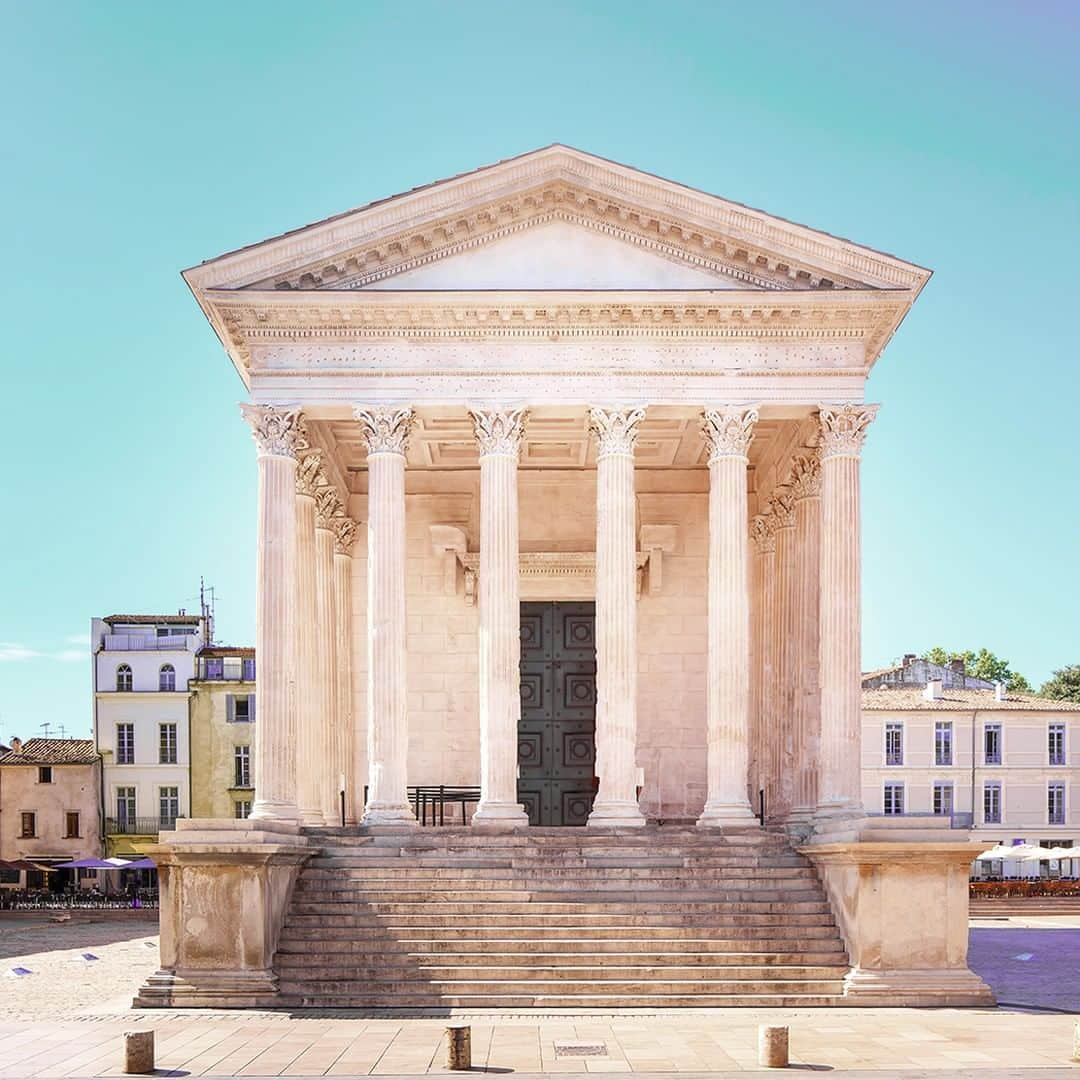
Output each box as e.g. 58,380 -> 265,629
1040,665 -> 1080,703
920,647 -> 1032,692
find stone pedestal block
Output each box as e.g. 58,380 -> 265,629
123,1030 -> 154,1074
801,822 -> 994,1006
135,820 -> 312,1008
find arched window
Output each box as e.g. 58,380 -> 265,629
116,664 -> 133,692
159,664 -> 176,692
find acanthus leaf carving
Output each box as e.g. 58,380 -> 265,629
701,405 -> 760,462
295,450 -> 323,497
239,404 -> 307,459
353,406 -> 415,456
818,404 -> 879,460
766,490 -> 796,530
469,407 -> 529,458
788,452 -> 822,500
588,406 -> 647,458
750,513 -> 777,554
333,515 -> 359,555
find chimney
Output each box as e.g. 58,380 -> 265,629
10,736 -> 21,753
903,653 -> 916,666
924,678 -> 943,701
995,682 -> 1006,702
949,658 -> 966,675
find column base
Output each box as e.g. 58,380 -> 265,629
842,966 -> 995,1007
361,802 -> 418,827
471,800 -> 529,828
250,800 -> 300,823
696,801 -> 757,829
298,809 -> 326,828
136,968 -> 281,1009
587,800 -> 646,828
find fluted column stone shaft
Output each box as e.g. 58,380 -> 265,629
697,406 -> 758,828
240,404 -> 304,823
587,407 -> 646,828
314,492 -> 339,826
817,405 -> 878,815
333,518 -> 359,825
791,454 -> 822,819
354,406 -> 417,827
770,493 -> 798,820
294,452 -> 323,826
751,515 -> 777,821
469,409 -> 530,827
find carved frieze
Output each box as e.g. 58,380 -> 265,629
589,406 -> 647,458
701,405 -> 759,462
469,407 -> 529,458
239,404 -> 306,459
818,404 -> 879,460
353,406 -> 415,456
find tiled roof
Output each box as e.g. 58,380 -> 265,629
198,646 -> 255,658
104,614 -> 201,625
0,739 -> 100,765
862,689 -> 1080,712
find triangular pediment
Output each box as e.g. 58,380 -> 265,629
186,146 -> 930,298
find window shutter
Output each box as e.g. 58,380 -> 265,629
226,694 -> 235,723
248,694 -> 256,723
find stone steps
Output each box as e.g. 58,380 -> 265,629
274,826 -> 849,1007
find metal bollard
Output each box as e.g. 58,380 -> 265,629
123,1030 -> 155,1074
758,1024 -> 789,1068
446,1025 -> 472,1070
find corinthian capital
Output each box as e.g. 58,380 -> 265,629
295,450 -> 323,497
240,404 -> 307,459
788,452 -> 821,500
701,405 -> 759,463
750,514 -> 777,554
766,490 -> 796,529
469,407 -> 529,458
353,406 -> 415,456
314,483 -> 343,531
333,515 -> 359,556
589,406 -> 647,459
818,404 -> 879,460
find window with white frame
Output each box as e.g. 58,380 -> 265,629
234,745 -> 251,788
984,781 -> 1002,824
1048,782 -> 1065,825
883,782 -> 904,815
234,799 -> 252,819
984,723 -> 1002,765
159,786 -> 180,824
934,722 -> 953,766
116,664 -> 133,692
159,723 -> 177,764
885,723 -> 903,766
1049,723 -> 1066,766
116,723 -> 135,764
116,787 -> 136,824
933,780 -> 954,816
159,664 -> 176,691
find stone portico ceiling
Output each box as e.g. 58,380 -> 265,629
183,144 -> 930,404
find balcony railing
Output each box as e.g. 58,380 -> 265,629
105,816 -> 184,835
104,634 -> 195,651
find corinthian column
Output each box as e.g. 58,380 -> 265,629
750,513 -> 777,820
333,516 -> 359,825
354,406 -> 417,827
587,406 -> 646,828
239,404 -> 304,823
817,404 -> 878,817
769,490 -> 797,820
315,484 -> 342,826
789,453 -> 822,820
294,452 -> 324,826
697,406 -> 759,828
469,408 -> 530,827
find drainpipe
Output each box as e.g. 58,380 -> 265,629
93,639 -> 105,856
970,709 -> 978,876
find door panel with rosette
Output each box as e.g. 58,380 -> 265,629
518,602 -> 597,826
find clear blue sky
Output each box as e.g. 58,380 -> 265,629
1,2 -> 1077,741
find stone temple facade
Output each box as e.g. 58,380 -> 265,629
140,146 -> 993,1008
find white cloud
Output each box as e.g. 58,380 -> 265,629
65,633 -> 90,646
0,643 -> 42,662
53,649 -> 87,663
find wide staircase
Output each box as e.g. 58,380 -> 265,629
275,826 -> 850,1007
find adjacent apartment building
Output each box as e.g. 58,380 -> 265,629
862,658 -> 1080,878
0,738 -> 103,888
92,613 -> 205,857
189,647 -> 257,820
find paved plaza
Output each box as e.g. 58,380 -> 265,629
0,913 -> 1078,1077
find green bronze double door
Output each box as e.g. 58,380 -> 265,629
517,602 -> 597,826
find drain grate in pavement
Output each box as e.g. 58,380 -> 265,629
554,1042 -> 608,1057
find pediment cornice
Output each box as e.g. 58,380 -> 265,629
185,147 -> 929,296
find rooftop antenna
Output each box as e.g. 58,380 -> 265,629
57,724 -> 68,740
39,721 -> 52,739
200,577 -> 216,644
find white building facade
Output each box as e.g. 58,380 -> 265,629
92,614 -> 204,856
